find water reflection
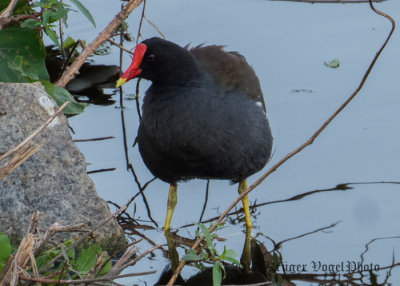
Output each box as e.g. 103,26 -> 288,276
109,88 -> 400,284
64,0 -> 400,283
113,204 -> 400,285
46,45 -> 119,105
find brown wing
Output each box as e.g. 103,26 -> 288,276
189,44 -> 266,112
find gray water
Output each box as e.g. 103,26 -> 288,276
67,0 -> 400,284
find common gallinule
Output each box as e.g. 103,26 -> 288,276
116,37 -> 273,231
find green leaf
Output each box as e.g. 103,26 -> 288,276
221,249 -> 239,265
45,27 -> 60,47
76,246 -> 97,274
76,245 -> 103,274
324,59 -> 340,69
20,18 -> 41,29
36,249 -> 61,270
224,249 -> 237,259
42,9 -> 51,26
69,0 -> 96,28
41,80 -> 86,115
63,36 -> 76,48
47,4 -> 69,23
0,232 -> 11,273
0,27 -> 49,82
182,253 -> 204,262
195,261 -> 205,271
120,19 -> 128,32
212,262 -> 223,286
8,55 -> 39,80
220,246 -> 227,258
196,223 -> 214,255
60,245 -> 71,265
99,258 -> 112,275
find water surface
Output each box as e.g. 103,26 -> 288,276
67,0 -> 400,284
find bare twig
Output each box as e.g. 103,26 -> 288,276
35,223 -> 89,253
56,0 -> 143,88
0,101 -> 69,164
0,143 -> 43,180
39,204 -> 128,273
0,101 -> 69,181
143,15 -> 165,39
275,221 -> 341,249
104,244 -> 139,278
0,0 -> 19,29
83,251 -> 108,280
136,0 -> 146,44
74,136 -> 115,142
121,244 -> 161,269
0,217 -> 36,286
0,10 -> 43,30
108,39 -> 134,55
167,0 -> 395,284
87,168 -> 116,174
198,180 -> 210,223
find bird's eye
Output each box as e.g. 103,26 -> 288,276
148,54 -> 155,60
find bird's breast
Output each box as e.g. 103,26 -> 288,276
138,85 -> 272,182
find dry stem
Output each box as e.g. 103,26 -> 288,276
0,101 -> 69,164
0,101 -> 69,181
0,0 -> 19,29
56,0 -> 144,88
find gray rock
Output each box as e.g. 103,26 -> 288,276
0,82 -> 126,253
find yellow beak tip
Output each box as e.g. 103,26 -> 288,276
116,78 -> 127,88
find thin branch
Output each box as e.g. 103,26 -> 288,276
0,11 -> 42,29
0,101 -> 69,181
136,0 -> 146,44
121,244 -> 162,269
87,168 -> 116,174
0,0 -> 19,29
35,223 -> 89,252
108,39 -> 133,55
39,204 -> 128,273
275,221 -> 341,249
56,0 -> 144,88
0,101 -> 69,163
74,136 -> 115,142
0,143 -> 43,180
57,40 -> 86,82
199,180 -> 210,223
104,244 -> 161,279
167,1 -> 395,284
143,15 -> 165,39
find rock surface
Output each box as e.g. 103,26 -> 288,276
0,82 -> 126,252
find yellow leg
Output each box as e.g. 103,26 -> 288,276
238,180 -> 252,229
241,225 -> 252,273
239,179 -> 252,273
165,229 -> 180,271
164,183 -> 178,231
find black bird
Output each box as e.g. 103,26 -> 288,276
116,37 -> 273,232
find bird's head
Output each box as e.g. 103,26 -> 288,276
116,37 -> 198,87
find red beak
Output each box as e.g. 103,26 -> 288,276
116,43 -> 147,87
